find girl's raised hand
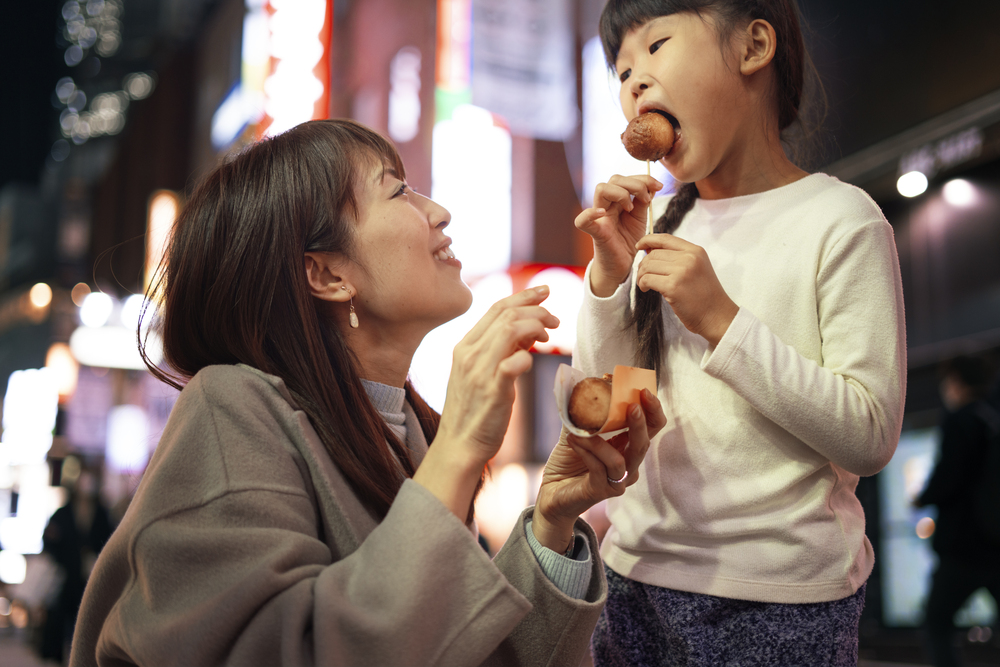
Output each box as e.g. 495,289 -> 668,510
575,175 -> 662,297
635,233 -> 739,348
531,388 -> 666,553
416,286 -> 558,522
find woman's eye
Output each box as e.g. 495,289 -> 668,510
649,38 -> 667,55
618,68 -> 631,83
393,183 -> 408,197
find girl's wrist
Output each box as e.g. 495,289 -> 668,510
702,300 -> 739,349
590,264 -> 628,298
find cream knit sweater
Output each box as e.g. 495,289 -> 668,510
574,173 -> 906,604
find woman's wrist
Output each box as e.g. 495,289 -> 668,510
413,442 -> 485,523
531,508 -> 576,554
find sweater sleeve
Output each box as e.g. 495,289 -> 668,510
524,518 -> 592,599
573,258 -> 640,376
702,219 -> 906,476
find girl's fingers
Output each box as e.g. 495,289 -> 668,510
574,207 -> 607,234
593,182 -> 635,212
636,232 -> 696,253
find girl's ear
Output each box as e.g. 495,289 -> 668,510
304,252 -> 354,303
740,18 -> 777,76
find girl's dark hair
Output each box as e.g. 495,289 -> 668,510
599,0 -> 822,378
141,119 -> 451,520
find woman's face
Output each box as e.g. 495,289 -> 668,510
348,162 -> 473,340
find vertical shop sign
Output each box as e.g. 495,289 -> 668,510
470,0 -> 578,140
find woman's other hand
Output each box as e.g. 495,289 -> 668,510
532,388 -> 666,553
575,174 -> 662,297
635,233 -> 739,348
416,286 -> 559,522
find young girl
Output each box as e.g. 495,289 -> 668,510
69,119 -> 666,666
574,1 -> 906,664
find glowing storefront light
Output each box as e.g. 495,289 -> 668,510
69,325 -> 163,371
146,190 -> 179,289
212,0 -> 332,151
525,267 -> 583,356
1,369 -> 59,466
45,343 -> 80,401
263,0 -> 333,137
0,551 -> 26,585
388,47 -> 422,143
106,405 -> 150,473
431,104 -> 512,278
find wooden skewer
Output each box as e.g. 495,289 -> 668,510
646,160 -> 652,235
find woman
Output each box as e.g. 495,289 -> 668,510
69,119 -> 665,666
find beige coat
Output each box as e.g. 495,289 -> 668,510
70,364 -> 606,666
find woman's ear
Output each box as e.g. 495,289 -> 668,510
740,18 -> 777,76
304,252 -> 354,303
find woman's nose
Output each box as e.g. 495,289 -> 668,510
423,195 -> 450,229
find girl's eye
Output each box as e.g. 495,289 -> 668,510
393,183 -> 409,197
649,38 -> 667,55
618,68 -> 631,83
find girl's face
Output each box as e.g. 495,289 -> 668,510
615,12 -> 756,188
348,163 -> 473,340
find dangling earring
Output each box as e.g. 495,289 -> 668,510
342,285 -> 359,328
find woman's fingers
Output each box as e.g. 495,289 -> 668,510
568,433 -> 628,488
462,286 -> 551,343
641,388 -> 668,438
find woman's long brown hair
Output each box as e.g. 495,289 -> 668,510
140,119 -> 449,520
600,0 -> 823,379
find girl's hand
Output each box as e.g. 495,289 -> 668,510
532,389 -> 666,553
636,233 -> 739,348
416,286 -> 559,522
575,175 -> 662,297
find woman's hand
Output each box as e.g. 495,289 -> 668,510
532,389 -> 666,553
416,286 -> 559,522
575,175 -> 662,297
635,233 -> 739,348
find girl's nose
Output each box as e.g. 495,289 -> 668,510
629,74 -> 650,99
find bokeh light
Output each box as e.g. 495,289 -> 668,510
71,282 -> 91,306
915,516 -> 935,539
29,283 -> 53,309
79,291 -> 114,327
897,171 -> 929,198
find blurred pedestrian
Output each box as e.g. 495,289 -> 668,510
916,355 -> 1000,667
41,469 -> 113,663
